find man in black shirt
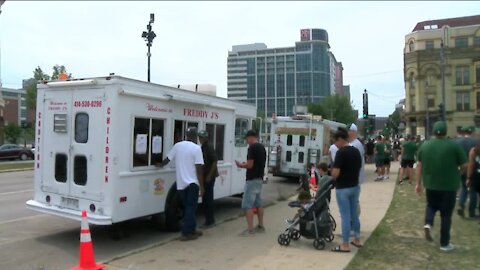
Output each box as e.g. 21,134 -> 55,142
235,130 -> 266,236
198,130 -> 219,228
331,127 -> 362,252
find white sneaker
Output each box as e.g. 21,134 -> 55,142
440,243 -> 454,251
423,224 -> 433,242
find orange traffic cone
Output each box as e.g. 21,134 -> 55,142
71,211 -> 105,270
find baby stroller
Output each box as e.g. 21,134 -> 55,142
278,178 -> 336,250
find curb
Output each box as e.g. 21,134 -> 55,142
0,168 -> 34,173
104,197 -> 292,265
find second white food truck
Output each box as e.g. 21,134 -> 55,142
26,75 -> 257,230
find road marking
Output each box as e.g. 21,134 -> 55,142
0,214 -> 45,225
0,189 -> 33,196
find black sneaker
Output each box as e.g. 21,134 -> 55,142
457,209 -> 465,218
180,234 -> 198,241
193,230 -> 204,237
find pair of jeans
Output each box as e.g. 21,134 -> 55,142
202,179 -> 215,225
335,185 -> 361,243
425,189 -> 456,246
180,183 -> 199,236
458,174 -> 478,217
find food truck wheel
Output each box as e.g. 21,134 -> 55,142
165,189 -> 184,232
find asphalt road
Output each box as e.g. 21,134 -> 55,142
0,170 -> 297,270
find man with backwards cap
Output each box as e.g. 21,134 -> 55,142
235,129 -> 267,236
416,121 -> 468,252
157,127 -> 205,241
347,123 -> 365,216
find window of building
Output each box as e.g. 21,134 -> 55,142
476,92 -> 480,110
408,40 -> 415,52
299,135 -> 305,147
456,92 -> 470,111
257,75 -> 265,98
277,74 -> 285,98
133,118 -> 165,168
475,36 -> 480,47
427,98 -> 435,108
455,66 -> 470,85
75,113 -> 89,143
455,37 -> 468,48
286,151 -> 292,162
287,135 -> 293,146
235,118 -> 249,146
425,40 -> 434,50
206,123 -> 225,161
298,152 -> 304,163
296,54 -> 311,72
476,64 -> 480,84
409,75 -> 415,90
73,155 -> 87,186
55,153 -> 68,183
246,58 -> 256,75
267,99 -> 275,117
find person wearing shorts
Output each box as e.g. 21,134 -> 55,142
235,129 -> 267,236
374,136 -> 385,181
383,137 -> 392,179
400,135 -> 417,184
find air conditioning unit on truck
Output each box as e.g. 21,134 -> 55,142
26,75 -> 257,230
268,115 -> 345,179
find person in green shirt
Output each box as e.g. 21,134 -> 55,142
416,121 -> 468,252
383,137 -> 393,180
374,135 -> 385,181
399,135 -> 417,184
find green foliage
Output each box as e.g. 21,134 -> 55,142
25,65 -> 72,110
4,123 -> 22,144
386,109 -> 401,135
308,95 -> 356,124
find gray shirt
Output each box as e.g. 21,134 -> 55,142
350,138 -> 366,184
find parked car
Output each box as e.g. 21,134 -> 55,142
0,144 -> 34,161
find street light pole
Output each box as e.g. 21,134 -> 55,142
440,40 -> 446,121
141,13 -> 156,82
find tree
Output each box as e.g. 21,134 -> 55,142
308,95 -> 357,124
386,109 -> 401,136
307,102 -> 325,117
4,123 -> 22,144
25,65 -> 72,110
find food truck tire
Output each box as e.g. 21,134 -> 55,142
165,184 -> 184,232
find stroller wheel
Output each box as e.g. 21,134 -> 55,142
289,229 -> 301,241
325,234 -> 334,243
313,239 -> 325,250
278,234 -> 290,246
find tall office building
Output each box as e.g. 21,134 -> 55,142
227,29 -> 342,116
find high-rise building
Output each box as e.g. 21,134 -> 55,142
227,29 -> 342,116
404,15 -> 480,137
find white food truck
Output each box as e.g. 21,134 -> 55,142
26,75 -> 257,230
268,115 -> 345,179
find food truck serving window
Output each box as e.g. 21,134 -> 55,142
235,118 -> 249,146
133,117 -> 164,168
206,123 -> 225,161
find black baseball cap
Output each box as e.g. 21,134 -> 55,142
245,129 -> 257,138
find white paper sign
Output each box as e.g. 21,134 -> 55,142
152,136 -> 163,154
136,134 -> 148,154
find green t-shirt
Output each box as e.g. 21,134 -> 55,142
418,138 -> 467,191
402,141 -> 417,161
375,142 -> 385,160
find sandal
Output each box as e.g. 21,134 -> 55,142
350,241 -> 363,248
331,245 -> 350,253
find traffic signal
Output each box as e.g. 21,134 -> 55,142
362,90 -> 368,119
438,103 -> 445,120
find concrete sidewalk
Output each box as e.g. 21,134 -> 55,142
106,163 -> 398,270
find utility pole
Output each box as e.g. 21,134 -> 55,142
440,40 -> 446,121
141,13 -> 156,82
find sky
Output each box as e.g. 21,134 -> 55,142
1,1 -> 479,117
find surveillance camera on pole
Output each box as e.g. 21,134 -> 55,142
141,13 -> 156,82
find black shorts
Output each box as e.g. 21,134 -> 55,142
384,158 -> 391,166
401,159 -> 415,168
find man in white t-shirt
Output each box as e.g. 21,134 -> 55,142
157,127 -> 205,241
329,143 -> 338,166
347,123 -> 366,217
